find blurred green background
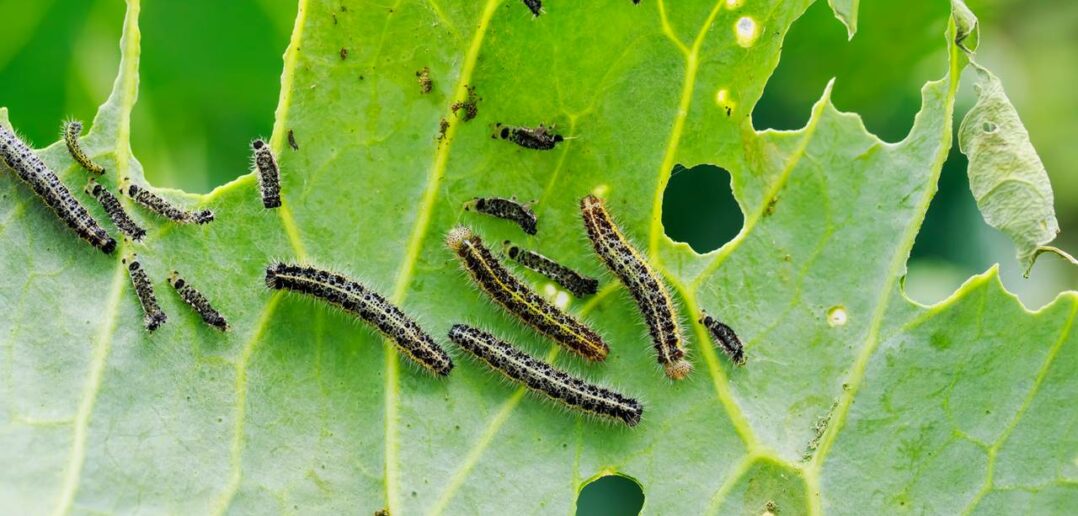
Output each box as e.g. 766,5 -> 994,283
0,0 -> 1074,513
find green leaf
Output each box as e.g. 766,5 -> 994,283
958,64 -> 1061,273
826,0 -> 859,39
1,1 -> 1074,514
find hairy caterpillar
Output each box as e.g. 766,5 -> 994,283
446,226 -> 608,361
521,0 -> 544,17
265,263 -> 453,376
496,123 -> 563,150
85,178 -> 146,242
63,120 -> 105,176
700,310 -> 745,366
580,195 -> 689,379
168,271 -> 228,331
504,242 -> 598,297
123,253 -> 167,331
0,124 -> 115,253
123,179 -> 214,224
448,324 -> 642,426
465,197 -> 537,235
251,139 -> 281,209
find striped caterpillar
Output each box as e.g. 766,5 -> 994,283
63,120 -> 105,176
265,263 -> 453,376
580,195 -> 689,380
0,124 -> 115,253
449,324 -> 642,426
446,226 -> 609,362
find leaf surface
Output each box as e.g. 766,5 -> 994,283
1,1 -> 1074,514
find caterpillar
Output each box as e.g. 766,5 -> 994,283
465,197 -> 537,235
448,324 -> 642,426
445,226 -> 608,361
251,139 -> 281,209
265,263 -> 453,376
85,178 -> 146,242
63,120 -> 105,176
168,271 -> 228,331
496,123 -> 563,150
504,242 -> 599,297
0,124 -> 115,253
521,0 -> 544,17
580,195 -> 689,380
123,179 -> 214,224
123,253 -> 167,331
699,310 -> 745,366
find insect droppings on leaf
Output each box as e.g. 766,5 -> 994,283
437,118 -> 449,142
450,85 -> 480,121
416,67 -> 432,94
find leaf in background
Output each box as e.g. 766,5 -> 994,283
1,1 -> 1074,515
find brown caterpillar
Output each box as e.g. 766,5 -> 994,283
265,263 -> 453,376
449,324 -> 642,426
0,124 -> 115,253
63,120 -> 105,176
504,242 -> 599,297
446,226 -> 608,361
580,195 -> 689,379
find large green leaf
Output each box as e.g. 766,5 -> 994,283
2,0 -> 1074,514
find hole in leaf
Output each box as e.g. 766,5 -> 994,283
982,121 -> 997,133
575,474 -> 644,516
907,144 -> 1068,309
134,0 -> 296,193
753,0 -> 950,141
662,164 -> 743,254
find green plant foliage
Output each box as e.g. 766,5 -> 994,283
0,0 -> 1074,514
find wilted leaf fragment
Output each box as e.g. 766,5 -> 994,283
958,66 -> 1059,270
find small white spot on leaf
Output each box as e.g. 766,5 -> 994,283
735,17 -> 759,47
827,306 -> 847,327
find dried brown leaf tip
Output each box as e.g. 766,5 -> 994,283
416,66 -> 432,94
451,85 -> 479,121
